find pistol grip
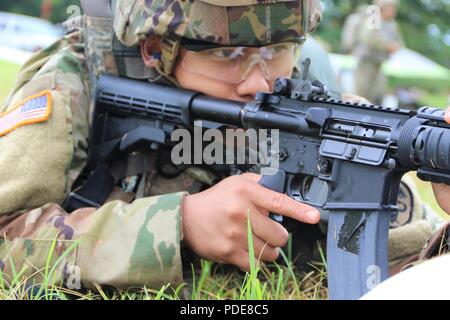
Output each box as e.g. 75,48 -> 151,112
259,170 -> 286,223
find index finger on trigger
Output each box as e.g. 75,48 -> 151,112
250,184 -> 320,224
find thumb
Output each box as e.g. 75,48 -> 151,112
445,107 -> 450,124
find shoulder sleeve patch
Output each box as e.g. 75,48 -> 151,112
0,90 -> 52,137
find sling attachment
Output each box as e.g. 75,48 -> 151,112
64,123 -> 168,212
188,180 -> 205,194
63,164 -> 115,212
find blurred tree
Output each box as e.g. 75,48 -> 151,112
0,0 -> 80,25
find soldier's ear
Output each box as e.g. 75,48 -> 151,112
141,36 -> 162,68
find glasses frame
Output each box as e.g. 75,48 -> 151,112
180,36 -> 306,52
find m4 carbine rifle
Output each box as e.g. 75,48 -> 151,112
73,61 -> 450,300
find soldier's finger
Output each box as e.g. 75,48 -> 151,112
249,185 -> 320,224
233,250 -> 252,272
250,209 -> 289,248
250,236 -> 280,262
240,173 -> 320,224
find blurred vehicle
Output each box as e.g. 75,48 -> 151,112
0,12 -> 63,52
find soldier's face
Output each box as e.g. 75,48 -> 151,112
141,38 -> 295,102
173,46 -> 294,102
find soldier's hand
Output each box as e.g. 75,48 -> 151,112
432,106 -> 450,215
445,106 -> 450,124
181,173 -> 320,271
342,93 -> 371,105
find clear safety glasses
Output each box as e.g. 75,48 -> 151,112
179,42 -> 299,84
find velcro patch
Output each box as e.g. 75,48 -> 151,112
0,91 -> 52,137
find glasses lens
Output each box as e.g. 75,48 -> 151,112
180,42 -> 298,84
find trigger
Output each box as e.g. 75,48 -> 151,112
259,169 -> 286,193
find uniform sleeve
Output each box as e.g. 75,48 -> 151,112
0,32 -> 186,290
0,195 -> 186,290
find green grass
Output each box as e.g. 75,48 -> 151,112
0,59 -> 20,105
0,213 -> 327,301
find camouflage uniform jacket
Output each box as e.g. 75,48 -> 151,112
0,31 -> 186,291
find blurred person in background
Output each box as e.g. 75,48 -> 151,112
341,4 -> 369,55
352,0 -> 403,105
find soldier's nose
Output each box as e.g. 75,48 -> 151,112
235,66 -> 271,100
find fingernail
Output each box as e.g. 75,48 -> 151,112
306,210 -> 320,222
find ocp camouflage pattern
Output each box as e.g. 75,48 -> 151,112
0,31 -> 185,291
114,0 -> 322,47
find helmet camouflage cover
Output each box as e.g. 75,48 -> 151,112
114,0 -> 322,47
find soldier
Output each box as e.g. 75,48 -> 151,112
0,0 -> 323,293
353,0 -> 403,105
0,0 -> 449,296
341,4 -> 369,54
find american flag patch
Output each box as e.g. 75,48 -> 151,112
0,91 -> 52,137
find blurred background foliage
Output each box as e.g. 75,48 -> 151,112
319,0 -> 450,69
1,0 -> 449,68
0,0 -> 80,25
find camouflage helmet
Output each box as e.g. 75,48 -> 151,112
114,0 -> 322,47
113,0 -> 322,81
